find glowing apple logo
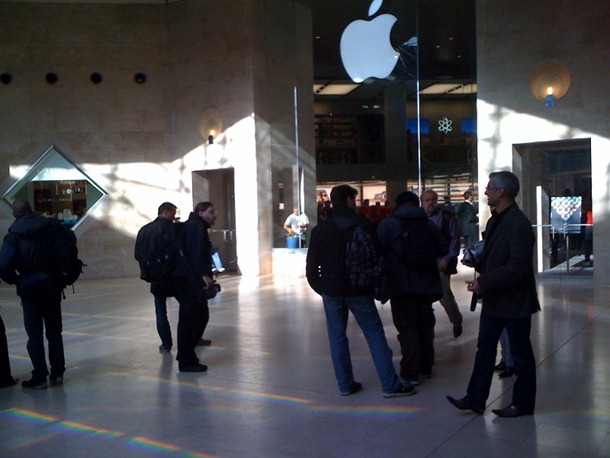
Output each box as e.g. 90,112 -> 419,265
340,0 -> 399,83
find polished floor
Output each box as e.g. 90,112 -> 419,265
0,260 -> 609,457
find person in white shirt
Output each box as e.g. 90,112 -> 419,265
283,207 -> 309,247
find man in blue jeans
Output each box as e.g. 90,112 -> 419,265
306,184 -> 415,398
0,199 -> 66,389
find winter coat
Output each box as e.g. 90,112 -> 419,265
0,213 -> 63,299
306,206 -> 379,297
376,206 -> 445,302
476,204 -> 540,319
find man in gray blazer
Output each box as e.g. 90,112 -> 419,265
447,171 -> 540,417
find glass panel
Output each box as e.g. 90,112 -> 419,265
2,145 -> 107,229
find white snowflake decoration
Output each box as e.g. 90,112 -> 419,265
438,117 -> 453,134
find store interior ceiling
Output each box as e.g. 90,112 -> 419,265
311,0 -> 476,101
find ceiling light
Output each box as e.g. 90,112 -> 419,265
313,84 -> 359,95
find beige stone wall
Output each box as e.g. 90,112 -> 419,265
0,0 -> 315,279
476,0 -> 610,285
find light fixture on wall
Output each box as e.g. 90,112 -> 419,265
529,60 -> 570,108
200,114 -> 222,146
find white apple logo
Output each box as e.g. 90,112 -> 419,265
340,0 -> 399,83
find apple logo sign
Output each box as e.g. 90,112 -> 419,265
340,0 -> 399,83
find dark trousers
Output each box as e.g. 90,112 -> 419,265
0,313 -> 14,383
466,310 -> 536,412
173,278 -> 209,368
390,293 -> 436,380
21,291 -> 65,381
154,295 -> 172,349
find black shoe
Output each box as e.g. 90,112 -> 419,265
0,377 -> 18,388
492,405 -> 533,418
50,376 -> 63,386
159,345 -> 171,353
383,384 -> 417,398
453,323 -> 463,338
340,381 -> 363,396
446,395 -> 484,414
179,363 -> 208,373
196,339 -> 212,347
494,362 -> 506,372
498,367 -> 515,378
21,378 -> 48,390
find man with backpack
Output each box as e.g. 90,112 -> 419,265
377,191 -> 447,386
306,184 -> 415,398
421,189 -> 464,338
134,202 -> 180,353
0,199 -> 67,389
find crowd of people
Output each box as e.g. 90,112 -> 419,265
307,171 -> 540,417
1,173 -> 541,418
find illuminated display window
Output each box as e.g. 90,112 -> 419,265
2,145 -> 107,228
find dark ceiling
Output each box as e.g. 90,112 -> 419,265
311,0 -> 476,99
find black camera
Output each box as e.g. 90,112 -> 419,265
203,283 -> 221,299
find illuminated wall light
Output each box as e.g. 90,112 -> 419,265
529,60 -> 570,108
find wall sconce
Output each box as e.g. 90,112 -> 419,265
529,60 -> 570,107
199,114 -> 222,145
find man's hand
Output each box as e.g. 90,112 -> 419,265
203,275 -> 214,287
466,279 -> 481,294
438,258 -> 449,272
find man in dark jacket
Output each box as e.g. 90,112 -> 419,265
173,201 -> 218,373
377,191 -> 447,386
306,184 -> 415,398
134,202 -> 178,353
456,190 -> 478,249
447,171 -> 540,417
0,199 -> 66,389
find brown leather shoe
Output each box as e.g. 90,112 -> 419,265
446,395 -> 485,414
492,405 -> 533,418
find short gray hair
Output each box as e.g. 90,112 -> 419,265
489,171 -> 520,199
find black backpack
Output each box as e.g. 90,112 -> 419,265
392,215 -> 444,273
136,220 -> 182,283
9,218 -> 84,291
343,224 -> 382,290
54,222 -> 85,289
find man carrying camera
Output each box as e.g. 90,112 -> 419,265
173,201 -> 220,373
447,171 -> 540,417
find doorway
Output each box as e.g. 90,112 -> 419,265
192,168 -> 239,274
515,139 -> 592,275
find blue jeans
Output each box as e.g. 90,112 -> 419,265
21,291 -> 65,381
322,294 -> 401,393
466,310 -> 536,412
154,295 -> 172,349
